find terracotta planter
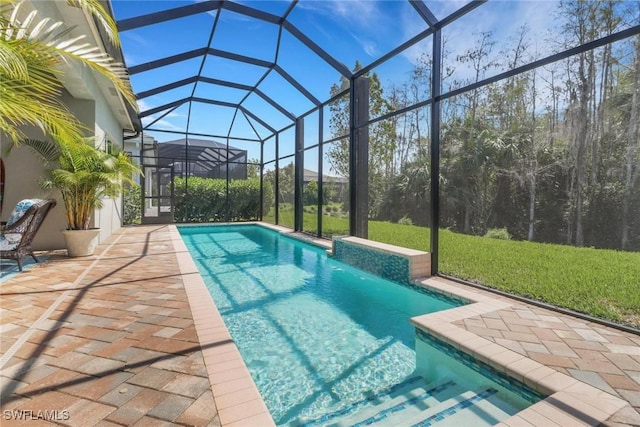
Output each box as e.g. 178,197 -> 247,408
62,229 -> 100,257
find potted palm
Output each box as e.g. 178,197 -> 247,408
2,0 -> 140,256
26,138 -> 141,256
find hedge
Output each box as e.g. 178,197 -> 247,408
174,177 -> 272,222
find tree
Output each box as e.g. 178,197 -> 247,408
620,36 -> 640,250
326,62 -> 396,218
456,31 -> 497,123
263,162 -> 295,205
379,154 -> 431,226
247,158 -> 260,179
24,138 -> 140,230
558,0 -> 615,246
0,0 -> 136,146
303,180 -> 318,206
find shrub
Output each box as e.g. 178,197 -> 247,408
228,179 -> 262,221
484,227 -> 511,240
398,216 -> 413,226
123,183 -> 141,225
263,180 -> 274,215
174,177 -> 264,222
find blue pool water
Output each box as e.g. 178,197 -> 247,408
180,225 -> 542,426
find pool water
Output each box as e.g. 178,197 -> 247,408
180,225 -> 542,426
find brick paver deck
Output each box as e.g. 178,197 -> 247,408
1,225 -> 639,426
1,226 -> 221,426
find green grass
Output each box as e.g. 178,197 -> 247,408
261,211 -> 640,327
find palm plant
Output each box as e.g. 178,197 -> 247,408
0,0 -> 136,146
25,138 -> 140,230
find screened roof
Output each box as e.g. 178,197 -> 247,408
112,0 -> 477,144
113,1 -> 640,147
155,138 -> 247,168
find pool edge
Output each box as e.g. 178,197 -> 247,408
169,225 -> 276,427
411,277 -> 629,426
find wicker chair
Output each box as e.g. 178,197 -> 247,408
1,199 -> 57,271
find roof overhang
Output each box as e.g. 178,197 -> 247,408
32,0 -> 141,134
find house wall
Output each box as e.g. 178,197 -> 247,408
2,142 -> 64,250
1,93 -> 96,250
3,77 -> 130,251
94,90 -> 127,244
2,1 -> 135,253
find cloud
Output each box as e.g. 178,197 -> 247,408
429,1 -> 573,103
398,5 -> 433,65
141,117 -> 183,132
399,1 -> 563,84
296,0 -> 379,26
137,100 -> 185,132
351,32 -> 378,57
295,0 -> 384,58
120,32 -> 150,66
427,0 -> 471,21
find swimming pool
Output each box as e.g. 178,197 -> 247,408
179,224 -> 543,426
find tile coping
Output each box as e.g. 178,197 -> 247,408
336,235 -> 429,257
410,278 -> 629,426
172,222 -> 629,427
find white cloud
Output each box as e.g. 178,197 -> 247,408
137,99 -> 152,112
427,0 -> 473,21
295,0 -> 385,58
137,100 -> 186,132
399,4 -> 432,65
430,1 -> 561,85
351,32 -> 378,57
121,32 -> 150,66
141,117 -> 184,132
297,0 -> 380,26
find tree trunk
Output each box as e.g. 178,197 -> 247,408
528,71 -> 538,242
464,201 -> 471,234
621,39 -> 640,250
575,51 -> 591,247
528,174 -> 537,241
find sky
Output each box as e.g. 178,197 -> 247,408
111,0 -> 630,173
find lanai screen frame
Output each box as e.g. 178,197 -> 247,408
116,0 -> 640,276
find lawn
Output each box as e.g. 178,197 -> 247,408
262,211 -> 640,327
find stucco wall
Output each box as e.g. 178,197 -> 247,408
3,84 -> 129,250
2,143 -> 66,250
2,1 -> 134,252
94,92 -> 127,243
1,92 -> 96,250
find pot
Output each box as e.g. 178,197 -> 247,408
62,229 -> 101,257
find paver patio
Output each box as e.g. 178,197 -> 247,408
1,225 -> 639,426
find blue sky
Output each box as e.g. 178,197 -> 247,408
112,0 -> 607,172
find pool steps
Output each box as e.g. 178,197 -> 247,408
299,376 -> 516,427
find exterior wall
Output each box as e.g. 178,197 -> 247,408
34,0 -> 133,247
93,87 -> 128,243
2,141 -> 65,250
2,91 -> 127,249
1,93 -> 95,250
2,0 -> 134,250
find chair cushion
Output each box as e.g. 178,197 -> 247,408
6,199 -> 42,227
0,233 -> 22,251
